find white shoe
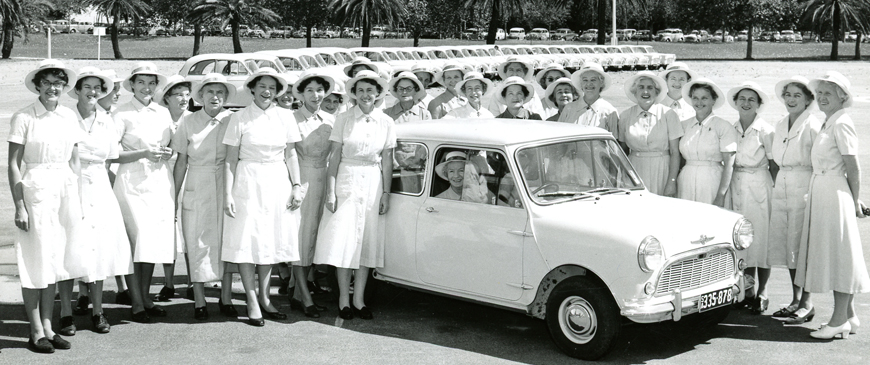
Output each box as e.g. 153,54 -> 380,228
848,316 -> 859,334
810,322 -> 851,339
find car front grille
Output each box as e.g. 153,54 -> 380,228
655,249 -> 734,295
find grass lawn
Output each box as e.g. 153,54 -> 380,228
5,33 -> 870,61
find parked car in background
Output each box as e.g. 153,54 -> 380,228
370,26 -> 387,38
578,29 -> 598,42
341,28 -> 360,38
758,30 -> 781,42
248,28 -> 267,38
551,28 -> 578,41
179,53 -> 287,108
779,30 -> 799,42
270,28 -> 289,38
313,27 -> 341,38
461,28 -> 482,40
683,30 -> 711,43
616,29 -> 636,41
527,28 -> 550,40
737,30 -> 749,41
47,20 -> 71,33
386,28 -> 410,38
712,30 -> 734,43
656,28 -> 683,42
846,30 -> 859,42
508,27 -> 526,40
635,30 -> 653,41
495,28 -> 506,40
69,20 -> 93,34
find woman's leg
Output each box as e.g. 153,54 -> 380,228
115,275 -> 127,291
238,263 -> 261,319
352,267 -> 370,309
137,262 -> 156,308
124,273 -> 145,313
256,264 -> 277,311
89,281 -> 104,315
755,268 -> 771,299
220,263 -> 234,303
39,285 -> 57,338
161,262 -> 175,295
292,265 -> 315,306
77,281 -> 89,299
797,290 -> 813,310
788,269 -> 802,306
336,267 -> 352,309
22,287 -> 46,341
744,267 -> 757,298
192,282 -> 206,307
829,291 -> 852,327
57,279 -> 75,318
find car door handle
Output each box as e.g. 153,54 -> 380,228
425,207 -> 437,213
508,230 -> 534,237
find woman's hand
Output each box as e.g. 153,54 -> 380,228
712,193 -> 726,208
224,195 -> 236,218
663,180 -> 677,197
856,199 -> 867,218
325,193 -> 337,213
379,193 -> 390,215
287,186 -> 304,211
160,146 -> 174,161
143,147 -> 164,162
14,207 -> 29,231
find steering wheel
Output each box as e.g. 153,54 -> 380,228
532,183 -> 559,196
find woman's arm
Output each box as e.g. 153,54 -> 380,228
324,141 -> 343,213
284,143 -> 303,210
70,144 -> 82,217
713,152 -> 736,207
223,144 -> 240,217
8,143 -> 28,231
843,155 -> 864,217
113,147 -> 163,164
173,152 -> 188,210
664,138 -> 680,197
379,147 -> 394,215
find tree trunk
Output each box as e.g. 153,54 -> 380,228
830,1 -> 840,60
856,32 -> 862,60
231,19 -> 242,53
134,17 -> 140,37
596,0 -> 606,45
414,33 -> 420,47
112,16 -> 123,59
193,23 -> 202,56
306,26 -> 312,48
745,22 -> 753,60
362,13 -> 371,47
2,20 -> 14,59
486,0 -> 500,44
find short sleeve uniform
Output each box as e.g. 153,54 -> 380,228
617,104 -> 683,194
660,95 -> 695,122
557,98 -> 619,137
731,116 -> 775,268
677,114 -> 737,206
444,103 -> 495,119
384,101 -> 432,123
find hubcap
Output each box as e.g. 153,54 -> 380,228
559,296 -> 597,344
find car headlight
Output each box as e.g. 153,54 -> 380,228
732,217 -> 753,250
637,235 -> 664,273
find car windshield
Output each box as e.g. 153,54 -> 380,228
632,47 -> 647,53
517,138 -> 643,205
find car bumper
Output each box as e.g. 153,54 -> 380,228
620,273 -> 745,323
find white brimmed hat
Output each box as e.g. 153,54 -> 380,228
102,69 -> 124,83
435,63 -> 469,86
155,75 -> 192,107
292,70 -> 335,101
244,67 -> 289,97
435,151 -> 469,180
498,56 -> 535,82
727,81 -> 770,112
123,62 -> 168,92
496,76 -> 535,105
774,75 -> 815,107
411,64 -> 436,84
346,70 -> 389,101
344,57 -> 380,78
535,64 -> 571,87
25,59 -> 77,95
809,71 -> 853,108
571,64 -> 611,92
68,66 -> 114,99
544,77 -> 579,103
624,71 -> 668,104
389,71 -> 427,102
681,78 -> 726,110
455,72 -> 494,98
660,62 -> 697,82
192,73 -> 237,105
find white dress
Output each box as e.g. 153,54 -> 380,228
769,111 -> 820,268
677,114 -> 738,207
8,100 -> 87,288
291,107 -> 334,267
314,106 -> 396,269
660,95 -> 695,122
113,98 -> 176,264
731,116 -> 775,268
171,109 -> 233,281
556,98 -> 619,136
75,107 -> 133,282
444,103 -> 495,119
221,103 -> 301,265
617,104 -> 683,195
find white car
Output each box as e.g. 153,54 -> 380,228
631,45 -> 675,69
376,119 -> 752,360
528,28 -> 550,40
179,53 -> 287,108
656,28 -> 684,42
508,27 -> 526,40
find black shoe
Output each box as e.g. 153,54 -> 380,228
73,296 -> 90,315
155,286 -> 175,302
48,334 -> 71,350
313,302 -> 327,312
194,306 -> 209,321
218,299 -> 238,317
92,313 -> 110,334
130,310 -> 151,323
352,305 -> 373,320
751,296 -> 769,315
28,337 -> 54,353
290,298 -> 321,318
247,317 -> 265,327
58,316 -> 76,336
773,305 -> 799,319
144,305 -> 167,317
259,304 -> 287,320
308,280 -> 331,294
185,287 -> 195,301
278,277 -> 291,295
115,290 -> 132,305
339,306 -> 353,320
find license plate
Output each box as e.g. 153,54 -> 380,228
697,288 -> 733,312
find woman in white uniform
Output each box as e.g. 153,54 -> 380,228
617,71 -> 682,196
535,64 -> 571,119
677,78 -> 737,207
315,70 -> 396,321
322,78 -> 348,116
768,76 -> 821,323
796,72 -> 870,339
222,68 -> 304,327
384,71 -> 432,123
484,56 -> 545,116
428,63 -> 468,119
543,77 -> 579,122
112,62 -> 174,323
172,73 -> 239,320
8,60 -> 84,353
727,82 -> 776,314
57,68 -> 132,336
557,64 -> 619,136
494,77 -> 542,120
659,62 -> 697,122
444,72 -> 495,119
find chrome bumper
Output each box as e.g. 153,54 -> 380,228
620,274 -> 745,324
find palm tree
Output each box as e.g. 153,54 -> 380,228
1,0 -> 23,58
802,0 -> 870,60
464,0 -> 527,45
331,0 -> 407,47
190,0 -> 279,54
86,0 -> 152,59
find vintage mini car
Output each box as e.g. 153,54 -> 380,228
375,119 -> 752,360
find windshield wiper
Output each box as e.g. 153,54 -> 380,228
537,191 -> 601,200
585,187 -> 633,195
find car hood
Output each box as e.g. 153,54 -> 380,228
527,192 -> 744,259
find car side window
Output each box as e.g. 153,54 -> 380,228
282,58 -> 304,71
189,60 -> 216,76
430,147 -> 522,208
391,142 -> 428,196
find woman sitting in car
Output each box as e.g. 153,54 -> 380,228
435,151 -> 492,203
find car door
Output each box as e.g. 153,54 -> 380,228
415,147 -> 528,301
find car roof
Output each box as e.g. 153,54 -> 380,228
395,119 -> 612,146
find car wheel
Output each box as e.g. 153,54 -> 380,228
70,29 -> 77,34
546,277 -> 620,361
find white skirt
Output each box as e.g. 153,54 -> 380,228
182,165 -> 225,282
80,162 -> 133,282
114,159 -> 176,264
